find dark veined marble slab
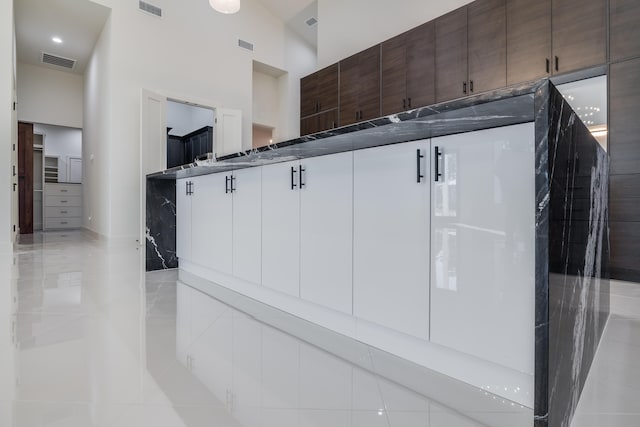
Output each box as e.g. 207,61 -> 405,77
148,81 -> 540,180
533,82 -> 610,427
146,178 -> 177,271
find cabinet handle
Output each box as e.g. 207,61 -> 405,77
60,200 -> 68,203
360,110 -> 364,120
470,80 -> 474,93
299,166 -> 306,188
332,121 -> 336,128
555,56 -> 559,72
231,175 -> 236,193
60,189 -> 68,193
355,111 -> 359,121
416,149 -> 424,183
225,176 -> 230,194
291,166 -> 298,190
403,98 -> 407,109
61,222 -> 68,225
318,102 -> 321,111
186,182 -> 189,195
463,81 -> 467,94
408,97 -> 412,108
60,211 -> 68,214
546,58 -> 550,74
434,146 -> 442,182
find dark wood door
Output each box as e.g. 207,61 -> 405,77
552,0 -> 606,74
506,0 -> 551,85
406,21 -> 436,110
316,63 -> 339,113
300,115 -> 317,136
18,122 -> 34,235
468,0 -> 506,94
300,73 -> 318,117
381,33 -> 408,116
610,0 -> 640,62
317,109 -> 338,132
436,6 -> 468,103
358,45 -> 381,121
339,54 -> 361,126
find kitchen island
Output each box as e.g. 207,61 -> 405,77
146,79 -> 609,427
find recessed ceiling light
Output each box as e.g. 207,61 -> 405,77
52,37 -> 63,44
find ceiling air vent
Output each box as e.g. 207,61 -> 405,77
41,52 -> 76,70
139,0 -> 162,17
305,17 -> 318,27
238,39 -> 254,52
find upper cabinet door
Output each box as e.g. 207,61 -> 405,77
316,64 -> 339,113
300,73 -> 318,117
358,46 -> 382,122
610,0 -> 640,62
430,122 -> 535,373
435,6 -> 468,103
506,0 -> 551,85
468,0 -> 506,94
406,22 -> 436,110
552,0 -> 606,74
339,54 -> 361,127
381,33 -> 408,116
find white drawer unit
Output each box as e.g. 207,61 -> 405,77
44,183 -> 83,230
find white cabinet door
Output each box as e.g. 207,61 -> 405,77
232,167 -> 262,284
430,122 -> 535,373
299,152 -> 353,314
353,141 -> 431,339
261,160 -> 301,297
191,173 -> 233,273
176,178 -> 192,262
215,108 -> 242,157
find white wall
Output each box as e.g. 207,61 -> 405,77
252,70 -> 280,128
317,0 -> 474,68
83,14 -> 112,238
34,124 -> 82,183
0,0 -> 16,253
81,0 -> 315,242
16,62 -> 83,129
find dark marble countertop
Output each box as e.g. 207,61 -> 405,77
148,80 -> 545,180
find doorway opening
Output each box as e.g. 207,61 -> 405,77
166,100 -> 216,168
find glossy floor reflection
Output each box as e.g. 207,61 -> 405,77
1,231 -> 536,426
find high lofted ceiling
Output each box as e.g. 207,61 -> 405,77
15,0 -> 111,75
14,0 -> 316,77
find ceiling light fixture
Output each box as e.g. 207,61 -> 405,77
209,0 -> 240,14
52,36 -> 63,44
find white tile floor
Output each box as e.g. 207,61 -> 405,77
1,231 -> 637,427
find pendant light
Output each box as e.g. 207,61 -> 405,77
209,0 -> 240,14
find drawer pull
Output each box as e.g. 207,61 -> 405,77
60,200 -> 68,203
60,189 -> 68,193
60,211 -> 68,214
61,222 -> 68,225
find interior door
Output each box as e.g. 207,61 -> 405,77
261,160 -> 301,297
215,108 -> 242,157
353,141 -> 430,339
140,89 -> 167,245
299,152 -> 353,314
430,122 -> 535,373
18,122 -> 34,235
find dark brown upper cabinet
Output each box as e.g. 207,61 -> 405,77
468,0 -> 507,94
551,0 -> 606,74
436,1 -> 506,103
339,46 -> 381,126
300,63 -> 339,118
506,0 -> 552,85
300,110 -> 339,137
435,6 -> 468,103
382,22 -> 435,116
610,0 -> 640,62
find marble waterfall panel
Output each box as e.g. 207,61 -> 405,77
535,82 -> 610,427
146,178 -> 178,271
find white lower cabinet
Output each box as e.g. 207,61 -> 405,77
429,122 -> 535,373
261,160 -> 301,297
232,167 -> 262,284
176,178 -> 192,261
300,152 -> 353,314
353,140 -> 431,339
